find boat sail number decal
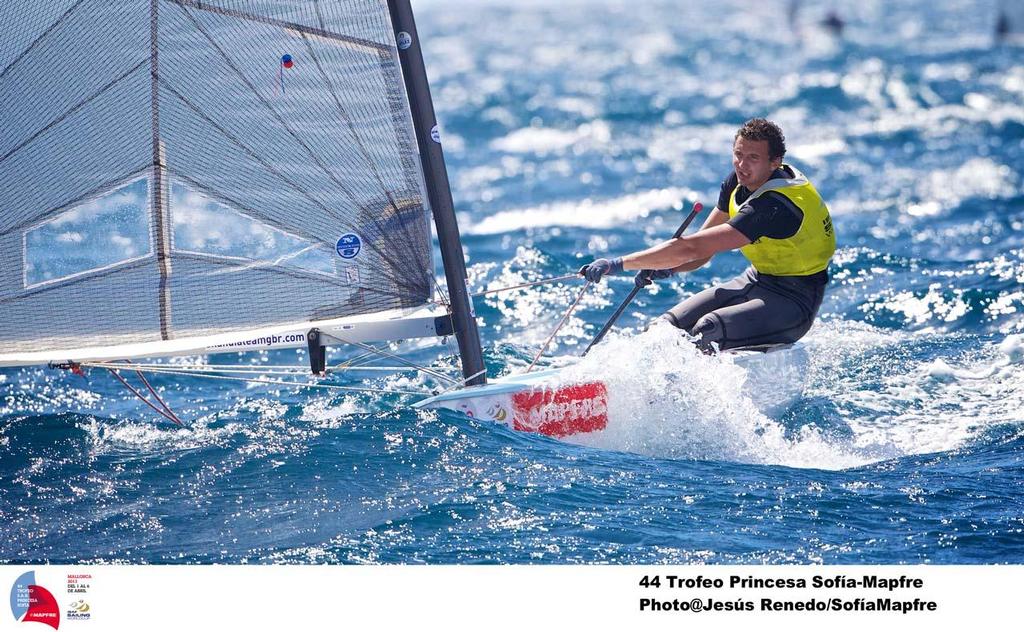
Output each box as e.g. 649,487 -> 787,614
336,233 -> 362,259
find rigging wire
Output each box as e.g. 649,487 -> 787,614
326,336 -> 460,386
81,362 -> 432,396
127,361 -> 185,426
115,359 -> 461,374
330,347 -> 389,371
65,269 -> 593,424
470,273 -> 581,297
429,274 -> 463,376
427,367 -> 489,398
93,365 -> 455,376
69,270 -> 595,425
71,330 -> 464,426
526,280 -> 592,373
430,270 -> 452,307
105,367 -> 184,426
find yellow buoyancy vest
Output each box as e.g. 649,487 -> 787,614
727,164 -> 836,276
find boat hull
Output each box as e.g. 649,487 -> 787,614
415,369 -> 609,437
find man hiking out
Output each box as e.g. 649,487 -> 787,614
579,118 -> 836,352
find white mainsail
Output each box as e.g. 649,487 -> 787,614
0,0 -> 458,368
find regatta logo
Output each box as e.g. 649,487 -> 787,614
9,571 -> 60,630
66,601 -> 90,621
485,402 -> 509,422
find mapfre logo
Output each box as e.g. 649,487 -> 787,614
9,571 -> 60,629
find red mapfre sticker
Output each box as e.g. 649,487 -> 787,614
511,382 -> 608,437
24,585 -> 60,630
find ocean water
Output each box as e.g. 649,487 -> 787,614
2,0 -> 1023,564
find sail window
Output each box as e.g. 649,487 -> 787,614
24,178 -> 152,287
170,182 -> 334,276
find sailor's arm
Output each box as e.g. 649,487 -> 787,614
620,214 -> 750,271
664,208 -> 732,272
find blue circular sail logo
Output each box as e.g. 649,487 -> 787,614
336,233 -> 362,259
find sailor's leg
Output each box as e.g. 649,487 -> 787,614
658,268 -> 758,330
691,277 -> 825,351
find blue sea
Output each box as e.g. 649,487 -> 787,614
2,0 -> 1023,564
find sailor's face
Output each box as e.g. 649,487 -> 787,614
732,137 -> 782,190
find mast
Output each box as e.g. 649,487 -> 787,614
386,0 -> 487,386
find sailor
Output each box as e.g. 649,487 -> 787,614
579,118 -> 836,352
996,9 -> 1010,42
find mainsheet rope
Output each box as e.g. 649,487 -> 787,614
83,361 -> 433,396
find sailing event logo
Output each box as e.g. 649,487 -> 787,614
336,233 -> 362,259
66,600 -> 90,621
65,573 -> 91,621
9,571 -> 60,630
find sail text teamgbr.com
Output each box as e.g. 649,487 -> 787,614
209,332 -> 307,350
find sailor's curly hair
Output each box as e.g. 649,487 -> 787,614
735,118 -> 786,160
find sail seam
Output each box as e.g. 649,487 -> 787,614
0,257 -> 156,304
167,0 -> 391,53
170,252 -> 425,304
0,0 -> 89,83
0,60 -> 148,168
0,165 -> 153,237
152,0 -> 173,340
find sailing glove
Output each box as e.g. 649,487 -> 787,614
579,257 -> 624,283
634,269 -> 675,288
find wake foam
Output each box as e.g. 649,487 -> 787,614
557,323 -> 869,469
802,323 -> 1024,460
78,416 -> 236,454
545,322 -> 1024,470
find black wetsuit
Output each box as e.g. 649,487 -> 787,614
661,168 -> 829,351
